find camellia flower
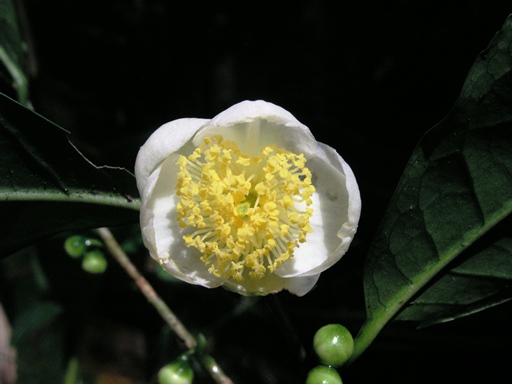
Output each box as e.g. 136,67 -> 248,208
135,100 -> 361,296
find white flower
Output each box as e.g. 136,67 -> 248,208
135,100 -> 361,296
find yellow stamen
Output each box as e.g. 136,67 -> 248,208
176,135 -> 315,282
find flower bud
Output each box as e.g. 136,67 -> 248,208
64,235 -> 87,258
313,324 -> 354,368
157,354 -> 194,384
306,365 -> 342,384
81,250 -> 108,274
84,238 -> 103,248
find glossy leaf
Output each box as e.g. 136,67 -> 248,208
0,93 -> 140,257
0,0 -> 29,104
396,227 -> 512,327
8,251 -> 66,384
352,14 -> 512,360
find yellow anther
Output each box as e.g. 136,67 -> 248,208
237,156 -> 251,166
175,135 -> 315,282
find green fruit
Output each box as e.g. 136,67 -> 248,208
84,238 -> 103,248
158,355 -> 194,384
313,324 -> 354,368
81,250 -> 108,274
64,235 -> 87,258
306,365 -> 342,384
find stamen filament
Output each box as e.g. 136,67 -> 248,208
176,135 -> 315,282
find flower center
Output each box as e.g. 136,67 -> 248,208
175,135 -> 315,281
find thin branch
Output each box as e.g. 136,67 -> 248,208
95,227 -> 234,384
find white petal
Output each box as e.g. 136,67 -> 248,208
275,142 -> 361,278
193,100 -> 318,158
221,268 -> 318,296
283,274 -> 320,296
140,155 -> 224,288
315,143 -> 361,250
222,271 -> 289,296
135,118 -> 209,194
304,143 -> 361,275
221,272 -> 318,296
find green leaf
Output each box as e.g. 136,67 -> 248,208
0,0 -> 29,105
12,300 -> 66,383
352,14 -> 512,360
0,92 -> 140,257
396,231 -> 512,327
5,251 -> 66,384
11,300 -> 63,345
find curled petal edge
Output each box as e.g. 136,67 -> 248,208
135,118 -> 209,193
304,142 -> 361,276
194,100 -> 318,158
275,142 -> 361,278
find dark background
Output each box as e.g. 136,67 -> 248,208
5,0 -> 512,383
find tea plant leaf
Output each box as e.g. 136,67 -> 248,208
352,14 -> 512,360
0,0 -> 29,104
0,93 -> 140,257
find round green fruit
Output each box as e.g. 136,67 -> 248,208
81,250 -> 108,274
84,238 -> 103,248
64,235 -> 87,258
157,355 -> 194,384
306,365 -> 342,384
313,324 -> 354,368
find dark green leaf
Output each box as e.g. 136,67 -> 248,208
352,14 -> 512,359
12,301 -> 66,383
396,224 -> 512,327
11,300 -> 63,345
0,93 -> 140,257
5,251 -> 66,384
0,0 -> 29,104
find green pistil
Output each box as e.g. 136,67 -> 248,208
237,193 -> 258,216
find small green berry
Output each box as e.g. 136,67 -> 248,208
306,365 -> 342,384
81,250 -> 108,274
157,354 -> 194,384
84,238 -> 103,248
64,235 -> 87,258
313,324 -> 354,368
